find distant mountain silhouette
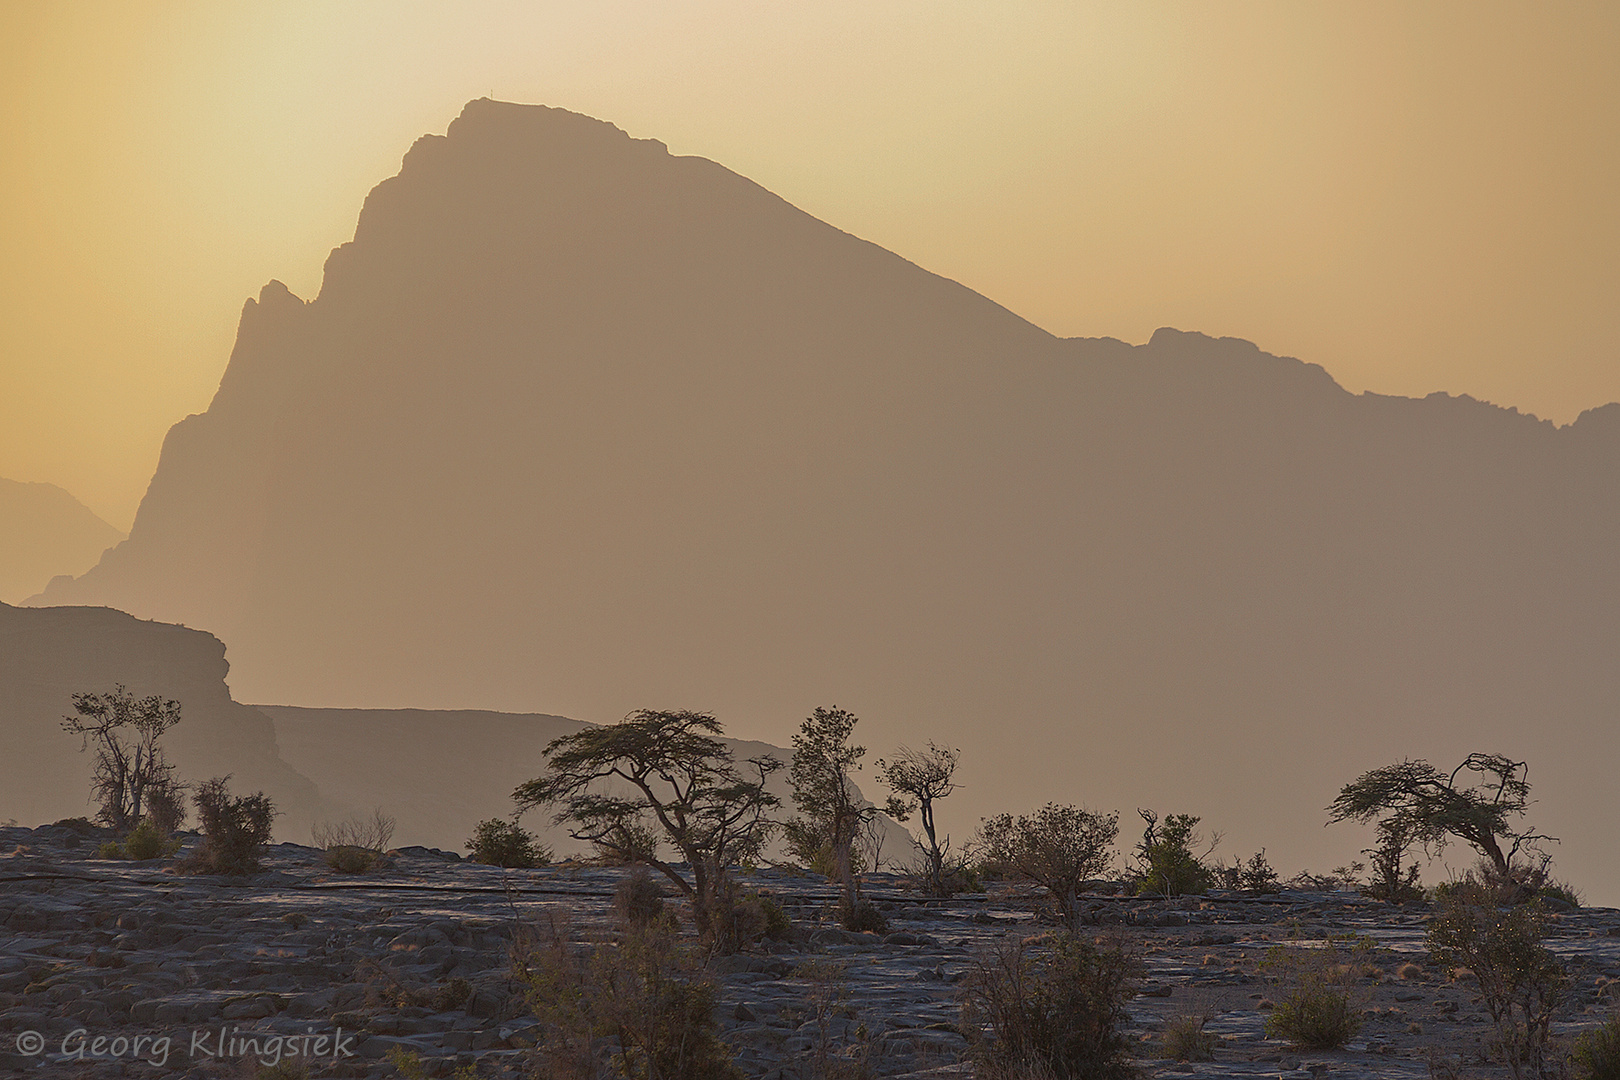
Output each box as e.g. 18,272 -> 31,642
0,478 -> 123,604
36,100 -> 1620,900
0,602 -> 329,837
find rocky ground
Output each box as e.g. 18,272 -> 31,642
2,821 -> 1618,1079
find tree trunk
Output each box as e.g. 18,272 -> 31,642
834,835 -> 856,914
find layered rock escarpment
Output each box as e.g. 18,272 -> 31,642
34,100 -> 1620,901
0,602 -> 327,838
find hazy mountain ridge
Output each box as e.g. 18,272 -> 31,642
0,477 -> 124,604
31,100 -> 1620,901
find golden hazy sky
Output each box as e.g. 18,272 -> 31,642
3,2 -> 1617,529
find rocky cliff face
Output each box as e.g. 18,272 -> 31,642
34,100 -> 1620,901
0,602 -> 329,838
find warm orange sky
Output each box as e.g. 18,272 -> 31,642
3,2 -> 1617,529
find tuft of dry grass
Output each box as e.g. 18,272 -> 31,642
1160,1014 -> 1218,1062
312,809 -> 394,873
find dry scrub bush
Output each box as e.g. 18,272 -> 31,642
360,958 -> 472,1012
385,1047 -> 479,1080
1427,882 -> 1569,1079
707,889 -> 794,949
959,931 -> 1138,1080
613,869 -> 668,929
841,898 -> 887,934
1216,850 -> 1280,895
312,809 -> 395,873
1261,939 -> 1367,1050
793,960 -> 876,1080
1160,1015 -> 1217,1062
182,776 -> 274,875
513,915 -> 741,1080
466,817 -> 550,868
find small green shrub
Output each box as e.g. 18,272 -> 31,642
465,817 -> 549,868
1538,880 -> 1582,909
758,894 -> 793,940
959,931 -> 1139,1080
1571,1013 -> 1620,1080
841,898 -> 887,934
97,840 -> 124,859
182,776 -> 275,875
1265,980 -> 1361,1049
1161,1014 -> 1218,1061
1262,938 -> 1367,1050
122,817 -> 181,861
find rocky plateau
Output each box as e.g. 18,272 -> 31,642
3,823 -> 1619,1079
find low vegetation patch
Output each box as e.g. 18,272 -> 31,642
513,914 -> 742,1080
959,931 -> 1139,1080
1161,1014 -> 1218,1062
1261,938 -> 1368,1050
1571,1013 -> 1620,1080
97,817 -> 182,861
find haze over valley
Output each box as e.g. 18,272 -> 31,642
12,100 -> 1619,903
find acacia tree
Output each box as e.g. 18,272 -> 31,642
60,685 -> 185,833
877,742 -> 960,896
1327,754 -> 1553,885
976,804 -> 1119,928
785,706 -> 879,918
512,709 -> 780,938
